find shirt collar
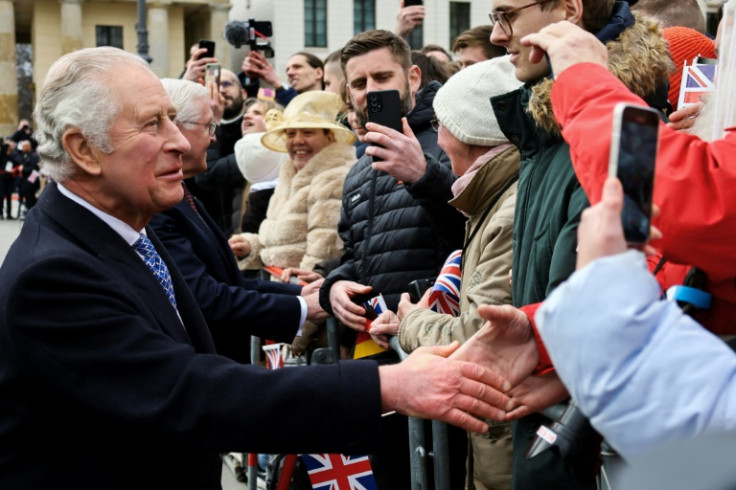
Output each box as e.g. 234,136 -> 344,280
56,182 -> 144,246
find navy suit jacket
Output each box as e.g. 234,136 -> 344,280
0,183 -> 381,489
149,195 -> 302,362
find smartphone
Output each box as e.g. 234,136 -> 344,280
367,90 -> 403,133
352,292 -> 386,320
205,63 -> 220,88
367,90 -> 403,162
198,39 -> 215,59
608,103 -> 659,244
408,278 -> 434,303
404,0 -> 424,5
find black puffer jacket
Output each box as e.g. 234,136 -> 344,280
320,81 -> 465,312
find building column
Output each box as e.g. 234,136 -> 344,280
0,0 -> 17,137
209,2 -> 231,69
148,1 -> 171,77
60,0 -> 84,54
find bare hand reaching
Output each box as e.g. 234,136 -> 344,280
451,305 -> 539,387
303,292 -> 329,322
395,1 -> 425,38
183,48 -> 218,85
520,21 -> 608,79
282,268 -> 323,284
369,310 -> 400,349
666,102 -> 702,132
245,51 -> 282,87
379,342 -> 512,433
365,118 -> 427,184
397,290 -> 427,321
228,235 -> 251,259
328,280 -> 373,331
206,80 -> 224,123
506,373 -> 569,420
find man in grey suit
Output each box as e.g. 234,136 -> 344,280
0,46 -> 511,489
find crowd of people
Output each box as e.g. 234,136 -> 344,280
0,121 -> 42,220
1,0 -> 735,489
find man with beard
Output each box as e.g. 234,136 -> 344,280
318,29 -> 466,489
190,69 -> 247,236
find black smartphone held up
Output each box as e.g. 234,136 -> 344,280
404,0 -> 424,5
408,278 -> 435,303
367,90 -> 403,162
367,90 -> 403,132
608,103 -> 660,244
198,39 -> 215,59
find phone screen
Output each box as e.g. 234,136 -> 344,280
613,106 -> 658,244
205,63 -> 220,89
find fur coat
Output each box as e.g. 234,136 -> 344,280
238,141 -> 356,272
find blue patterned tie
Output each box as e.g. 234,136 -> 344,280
132,234 -> 178,309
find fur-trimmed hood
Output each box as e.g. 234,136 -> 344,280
528,12 -> 673,135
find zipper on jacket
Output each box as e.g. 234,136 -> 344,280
360,168 -> 378,285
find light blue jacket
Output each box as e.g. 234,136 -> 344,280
537,251 -> 736,458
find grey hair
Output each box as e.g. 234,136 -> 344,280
159,78 -> 209,123
33,47 -> 148,182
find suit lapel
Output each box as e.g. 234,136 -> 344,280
178,196 -> 242,282
39,183 -> 215,352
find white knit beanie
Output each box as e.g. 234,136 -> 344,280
433,56 -> 522,147
234,132 -> 286,184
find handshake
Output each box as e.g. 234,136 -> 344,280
383,303 -> 567,437
450,304 -> 568,422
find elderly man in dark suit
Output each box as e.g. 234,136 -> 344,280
149,78 -> 324,363
0,47 -> 511,489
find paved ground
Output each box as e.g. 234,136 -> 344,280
0,200 -> 23,261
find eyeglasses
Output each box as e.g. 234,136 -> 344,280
177,119 -> 217,137
430,118 -> 440,132
488,0 -> 556,37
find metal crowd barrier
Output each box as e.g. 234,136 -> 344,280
240,293 -> 451,490
389,335 -> 451,490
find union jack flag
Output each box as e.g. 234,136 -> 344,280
262,343 -> 284,370
678,62 -> 717,108
365,295 -> 387,316
300,453 -> 377,490
428,250 -> 462,316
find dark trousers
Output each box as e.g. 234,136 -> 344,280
0,174 -> 13,217
20,178 -> 39,211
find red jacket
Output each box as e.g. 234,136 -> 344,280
549,62 -> 736,337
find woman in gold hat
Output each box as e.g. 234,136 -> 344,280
228,91 -> 356,352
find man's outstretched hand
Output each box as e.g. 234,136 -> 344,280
451,305 -> 539,387
379,342 -> 511,434
506,373 -> 569,420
